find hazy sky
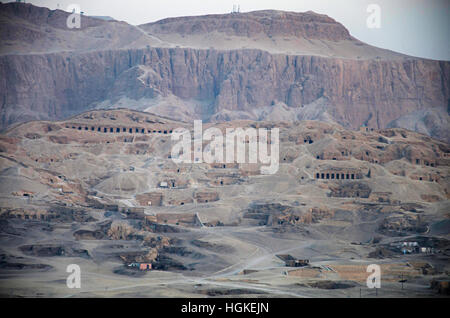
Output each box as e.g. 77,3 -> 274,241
11,0 -> 450,60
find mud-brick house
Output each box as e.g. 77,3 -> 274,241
139,263 -> 152,270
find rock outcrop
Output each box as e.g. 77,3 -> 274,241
142,10 -> 353,41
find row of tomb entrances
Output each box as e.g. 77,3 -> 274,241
66,125 -> 173,134
315,172 -> 361,180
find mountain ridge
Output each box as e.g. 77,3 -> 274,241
0,2 -> 449,142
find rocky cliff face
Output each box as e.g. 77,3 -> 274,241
0,3 -> 449,141
2,47 -> 448,137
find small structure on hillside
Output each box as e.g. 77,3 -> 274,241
159,181 -> 168,188
276,254 -> 309,267
389,241 -> 435,254
128,262 -> 152,270
139,263 -> 152,271
359,125 -> 374,133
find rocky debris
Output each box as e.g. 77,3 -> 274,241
0,219 -> 48,236
124,143 -> 153,155
107,222 -> 144,241
0,253 -> 53,271
142,235 -> 171,249
407,262 -> 436,275
203,220 -> 225,227
0,206 -> 96,223
0,137 -> 19,154
368,247 -> 396,259
0,208 -> 44,221
48,206 -> 97,223
113,266 -> 146,277
300,207 -> 335,224
73,229 -> 105,240
205,172 -> 245,186
328,182 -> 371,198
119,249 -> 158,264
300,280 -> 359,289
24,133 -> 42,140
121,208 -> 146,220
103,220 -> 174,267
420,194 -> 443,202
399,203 -> 424,213
280,148 -> 301,163
240,269 -> 259,275
197,288 -> 266,296
156,213 -> 200,227
85,196 -> 118,211
194,191 -> 219,203
11,190 -> 34,198
379,215 -> 428,236
19,244 -> 90,258
246,203 -> 294,215
244,203 -> 335,227
369,192 -> 395,204
161,246 -> 206,260
144,221 -> 184,233
152,254 -> 187,271
430,280 -> 450,295
48,135 -> 69,144
0,261 -> 52,271
161,246 -> 193,257
242,210 -> 272,225
191,240 -> 235,254
244,203 -> 295,226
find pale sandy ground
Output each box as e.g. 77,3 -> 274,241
0,219 -> 447,298
1,228 -> 442,297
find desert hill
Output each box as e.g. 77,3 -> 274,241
0,2 -> 163,55
0,109 -> 448,296
140,9 -> 405,59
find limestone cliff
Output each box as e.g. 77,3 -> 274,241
0,3 -> 449,141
